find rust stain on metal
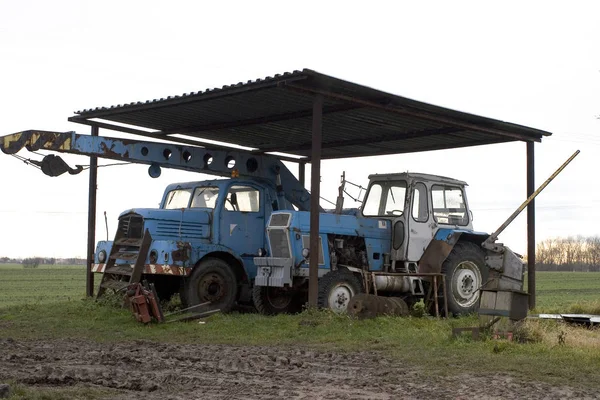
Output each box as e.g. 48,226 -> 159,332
419,239 -> 454,274
100,142 -> 121,158
172,242 -> 191,262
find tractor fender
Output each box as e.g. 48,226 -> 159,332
419,228 -> 489,274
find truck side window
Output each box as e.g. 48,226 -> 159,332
411,183 -> 428,222
225,185 -> 260,212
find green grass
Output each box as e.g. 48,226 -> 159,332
1,265 -> 600,388
2,265 -> 598,313
0,264 -> 85,308
531,272 -> 600,313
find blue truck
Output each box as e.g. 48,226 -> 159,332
0,130 -> 314,313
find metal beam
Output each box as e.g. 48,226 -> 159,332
527,141 -> 535,309
86,125 -> 99,297
308,94 -> 324,308
68,118 -> 304,164
309,137 -> 513,160
259,127 -> 464,153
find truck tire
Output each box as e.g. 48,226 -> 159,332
185,258 -> 238,313
317,269 -> 363,313
252,286 -> 303,315
442,242 -> 487,316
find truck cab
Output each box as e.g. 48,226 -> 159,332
94,177 -> 287,311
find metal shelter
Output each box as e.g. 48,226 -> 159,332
68,68 -> 551,309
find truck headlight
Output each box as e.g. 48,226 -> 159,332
149,250 -> 158,264
98,250 -> 107,263
302,248 -> 310,259
257,248 -> 267,257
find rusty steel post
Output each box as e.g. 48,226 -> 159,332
308,94 -> 324,308
299,162 -> 306,187
86,125 -> 99,297
527,141 -> 535,309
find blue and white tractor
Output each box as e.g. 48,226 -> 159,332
254,172 -> 525,316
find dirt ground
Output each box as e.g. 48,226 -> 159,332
0,338 -> 596,399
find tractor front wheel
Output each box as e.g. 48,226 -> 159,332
442,242 -> 487,316
317,269 -> 363,313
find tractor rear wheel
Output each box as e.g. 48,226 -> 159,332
185,258 -> 238,313
252,286 -> 304,315
317,269 -> 363,313
442,242 -> 487,316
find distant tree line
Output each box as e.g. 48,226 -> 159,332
0,257 -> 86,266
536,236 -> 600,272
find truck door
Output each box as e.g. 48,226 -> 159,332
219,184 -> 266,269
406,182 -> 434,261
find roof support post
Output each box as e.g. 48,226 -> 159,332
308,94 -> 324,308
527,141 -> 535,309
299,162 -> 306,187
86,125 -> 99,297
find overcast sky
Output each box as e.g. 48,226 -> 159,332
0,1 -> 599,258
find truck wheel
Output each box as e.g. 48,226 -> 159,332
317,269 -> 363,313
252,286 -> 303,315
442,242 -> 487,316
186,258 -> 238,313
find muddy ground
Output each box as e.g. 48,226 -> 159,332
0,338 -> 596,399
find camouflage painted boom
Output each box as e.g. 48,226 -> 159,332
0,130 -> 312,211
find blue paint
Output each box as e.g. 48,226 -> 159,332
434,228 -> 489,242
95,178 -> 280,281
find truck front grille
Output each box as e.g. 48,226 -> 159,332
118,214 -> 144,239
268,229 -> 291,258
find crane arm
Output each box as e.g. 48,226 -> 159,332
1,130 -> 315,211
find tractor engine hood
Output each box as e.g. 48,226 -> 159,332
118,208 -> 211,241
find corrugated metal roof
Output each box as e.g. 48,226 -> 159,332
69,69 -> 551,160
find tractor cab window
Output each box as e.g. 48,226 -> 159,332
362,181 -> 407,217
163,188 -> 193,209
225,185 -> 260,212
190,187 -> 220,209
431,185 -> 468,226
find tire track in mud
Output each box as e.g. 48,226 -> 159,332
0,338 -> 594,399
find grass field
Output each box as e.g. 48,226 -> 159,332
0,264 -> 86,308
530,271 -> 600,313
1,264 -> 599,395
1,264 -> 598,313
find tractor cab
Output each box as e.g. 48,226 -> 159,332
362,173 -> 473,263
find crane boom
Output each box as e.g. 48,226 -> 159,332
1,130 -> 313,211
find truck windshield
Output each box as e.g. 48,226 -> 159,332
362,181 -> 407,216
164,188 -> 193,209
190,187 -> 220,209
